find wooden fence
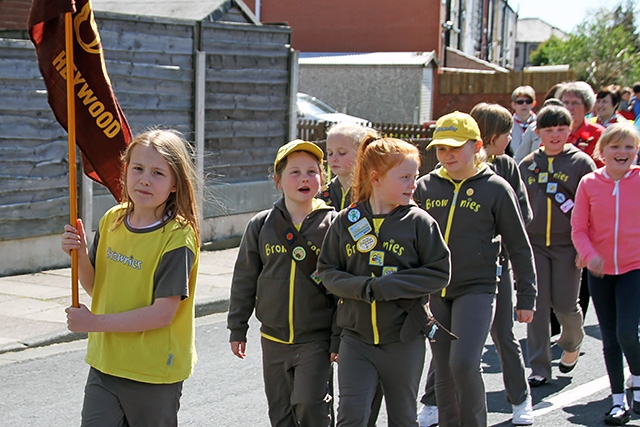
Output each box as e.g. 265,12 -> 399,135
0,14 -> 293,243
438,70 -> 576,95
434,69 -> 577,119
297,120 -> 438,175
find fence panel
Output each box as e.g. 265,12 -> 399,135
296,121 -> 437,175
438,70 -> 576,95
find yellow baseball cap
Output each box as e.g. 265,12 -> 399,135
427,111 -> 482,149
274,139 -> 324,171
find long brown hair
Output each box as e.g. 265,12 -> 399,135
470,102 -> 513,147
115,129 -> 201,245
352,137 -> 420,202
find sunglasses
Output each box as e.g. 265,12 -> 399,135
515,99 -> 533,105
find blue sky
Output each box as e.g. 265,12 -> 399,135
510,0 -> 608,33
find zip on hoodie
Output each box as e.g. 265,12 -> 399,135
260,258 -> 296,344
545,158 -> 554,246
370,217 -> 385,345
437,169 -> 468,297
612,177 -> 621,274
260,209 -> 327,345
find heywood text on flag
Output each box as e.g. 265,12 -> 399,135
52,50 -> 122,139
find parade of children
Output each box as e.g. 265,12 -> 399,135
519,104 -> 597,390
323,121 -> 387,426
471,103 -> 536,425
53,81 -> 640,427
413,111 -> 537,427
417,104 -> 536,427
571,122 -> 640,426
60,129 -> 201,426
317,136 -> 451,426
226,139 -> 338,427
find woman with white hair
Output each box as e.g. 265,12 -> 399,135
557,81 -> 605,166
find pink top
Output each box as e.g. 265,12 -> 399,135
571,166 -> 640,275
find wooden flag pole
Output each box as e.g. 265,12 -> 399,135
65,12 -> 79,308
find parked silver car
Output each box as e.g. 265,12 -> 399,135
296,92 -> 368,124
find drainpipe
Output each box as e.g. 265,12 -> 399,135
255,0 -> 261,21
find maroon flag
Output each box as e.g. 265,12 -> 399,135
28,0 -> 131,201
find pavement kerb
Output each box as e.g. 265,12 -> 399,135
0,296 -> 230,355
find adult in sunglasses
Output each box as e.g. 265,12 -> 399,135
510,85 -> 537,158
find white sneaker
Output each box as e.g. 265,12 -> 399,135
418,405 -> 439,427
512,394 -> 534,426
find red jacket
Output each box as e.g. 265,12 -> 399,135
567,120 -> 604,167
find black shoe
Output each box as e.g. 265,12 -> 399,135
528,375 -> 548,387
558,350 -> 579,373
603,405 -> 630,425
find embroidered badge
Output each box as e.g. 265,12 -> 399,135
528,161 -> 538,171
555,192 -> 566,203
369,250 -> 385,267
538,172 -> 548,183
310,269 -> 322,284
382,266 -> 398,275
356,234 -> 377,253
292,246 -> 306,261
546,182 -> 558,194
466,188 -> 474,197
284,227 -> 296,244
347,208 -> 361,223
559,199 -> 574,213
348,218 -> 372,242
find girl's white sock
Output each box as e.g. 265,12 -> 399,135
612,393 -> 626,408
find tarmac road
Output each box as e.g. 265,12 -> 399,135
1,307 -> 638,426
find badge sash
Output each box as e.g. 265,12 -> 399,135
341,203 -> 456,342
271,208 -> 331,301
528,160 -> 575,215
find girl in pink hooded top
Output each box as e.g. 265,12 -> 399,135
571,121 -> 640,425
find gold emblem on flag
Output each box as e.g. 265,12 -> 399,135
75,3 -> 101,54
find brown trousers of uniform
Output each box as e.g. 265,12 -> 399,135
526,243 -> 584,380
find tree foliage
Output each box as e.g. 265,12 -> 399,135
530,0 -> 640,88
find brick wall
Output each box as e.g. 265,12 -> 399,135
244,0 -> 443,54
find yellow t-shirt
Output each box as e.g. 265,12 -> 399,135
86,205 -> 199,384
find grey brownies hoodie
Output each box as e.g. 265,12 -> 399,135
519,144 -> 596,247
319,176 -> 351,211
414,165 -> 537,310
317,201 -> 451,345
489,154 -> 533,225
227,198 -> 339,353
